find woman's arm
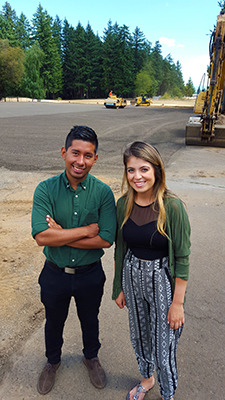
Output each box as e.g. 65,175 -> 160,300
167,277 -> 187,330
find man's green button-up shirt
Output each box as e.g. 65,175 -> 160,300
32,170 -> 116,267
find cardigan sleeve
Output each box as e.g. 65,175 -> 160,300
112,197 -> 128,300
166,197 -> 191,281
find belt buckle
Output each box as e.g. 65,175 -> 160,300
64,267 -> 76,274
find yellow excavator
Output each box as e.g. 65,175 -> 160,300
186,12 -> 225,147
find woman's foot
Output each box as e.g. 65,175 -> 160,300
127,376 -> 155,400
162,398 -> 174,400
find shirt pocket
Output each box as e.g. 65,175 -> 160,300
79,207 -> 99,226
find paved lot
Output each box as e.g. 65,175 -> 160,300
0,102 -> 224,399
0,102 -> 192,175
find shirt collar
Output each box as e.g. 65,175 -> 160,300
62,169 -> 90,191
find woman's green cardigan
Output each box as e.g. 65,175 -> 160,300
112,195 -> 191,300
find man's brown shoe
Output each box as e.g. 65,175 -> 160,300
37,362 -> 61,395
83,356 -> 106,389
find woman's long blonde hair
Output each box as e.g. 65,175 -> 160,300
121,141 -> 172,237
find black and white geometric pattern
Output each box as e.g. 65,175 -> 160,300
122,249 -> 183,400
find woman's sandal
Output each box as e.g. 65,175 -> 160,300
126,380 -> 155,400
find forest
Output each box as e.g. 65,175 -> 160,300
0,2 -> 195,100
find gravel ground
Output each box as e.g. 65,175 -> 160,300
0,100 -> 224,399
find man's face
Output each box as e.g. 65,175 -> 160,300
61,140 -> 98,186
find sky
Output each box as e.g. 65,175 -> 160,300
3,0 -> 222,89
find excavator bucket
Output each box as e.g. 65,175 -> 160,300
186,122 -> 225,147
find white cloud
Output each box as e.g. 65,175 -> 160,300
159,37 -> 185,49
159,37 -> 176,47
181,55 -> 209,87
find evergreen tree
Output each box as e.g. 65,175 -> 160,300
184,77 -> 195,97
62,19 -> 77,98
118,24 -> 134,96
0,13 -> 7,39
0,4 -> 187,99
52,15 -> 62,59
74,22 -> 86,97
150,41 -> 164,95
101,20 -> 116,94
32,4 -> 63,98
175,61 -> 184,90
132,26 -> 147,74
110,22 -> 124,94
0,2 -> 19,46
16,12 -> 32,49
84,23 -> 102,98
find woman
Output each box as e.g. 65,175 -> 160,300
112,141 -> 191,400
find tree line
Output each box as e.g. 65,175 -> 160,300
0,2 -> 195,100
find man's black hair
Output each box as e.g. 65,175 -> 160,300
65,126 -> 98,154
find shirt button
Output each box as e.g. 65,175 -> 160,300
72,259 -> 75,262
75,195 -> 78,198
83,186 -> 86,189
74,212 -> 77,215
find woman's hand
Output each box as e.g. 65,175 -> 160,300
167,277 -> 187,329
115,290 -> 126,309
167,301 -> 184,330
46,215 -> 62,229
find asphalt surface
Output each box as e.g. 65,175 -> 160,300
0,101 -> 192,176
0,102 -> 225,399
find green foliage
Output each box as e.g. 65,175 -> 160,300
134,71 -> 151,95
32,4 -> 63,98
20,42 -> 45,99
0,2 -> 20,46
16,12 -> 31,49
161,92 -> 172,99
0,1 -> 190,100
0,39 -> 24,98
84,23 -> 103,98
218,1 -> 225,11
62,19 -> 77,98
184,77 -> 195,97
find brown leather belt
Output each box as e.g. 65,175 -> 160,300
46,260 -> 98,274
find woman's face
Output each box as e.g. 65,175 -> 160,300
126,156 -> 155,195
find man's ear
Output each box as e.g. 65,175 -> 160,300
61,147 -> 66,160
93,154 -> 98,164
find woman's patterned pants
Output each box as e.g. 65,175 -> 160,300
122,249 -> 183,400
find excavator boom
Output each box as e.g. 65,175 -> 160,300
186,12 -> 225,147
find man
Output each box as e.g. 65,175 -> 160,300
32,126 -> 116,395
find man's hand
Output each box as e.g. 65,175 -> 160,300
46,215 -> 99,238
86,223 -> 99,237
46,215 -> 62,229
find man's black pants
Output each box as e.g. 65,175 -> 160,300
38,260 -> 105,365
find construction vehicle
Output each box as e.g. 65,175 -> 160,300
135,94 -> 152,106
193,73 -> 206,114
186,12 -> 225,147
104,94 -> 127,109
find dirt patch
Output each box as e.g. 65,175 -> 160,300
0,168 -> 121,384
